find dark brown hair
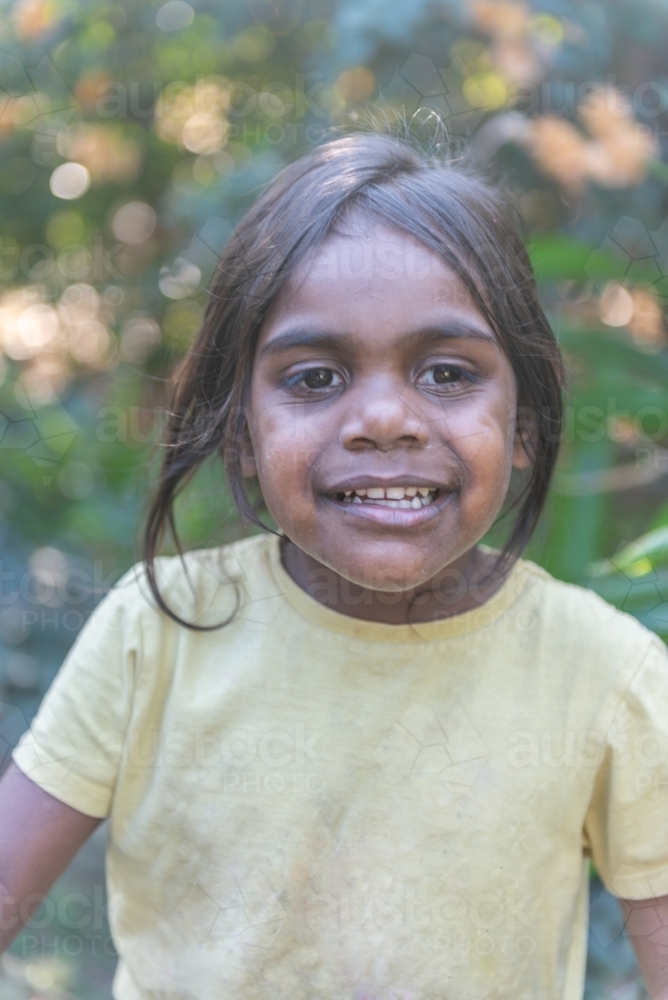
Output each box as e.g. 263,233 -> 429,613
143,130 -> 565,627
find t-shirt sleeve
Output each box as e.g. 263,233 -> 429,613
584,633 -> 668,900
11,567 -> 141,818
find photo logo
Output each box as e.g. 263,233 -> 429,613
0,380 -> 78,473
159,215 -> 234,299
172,864 -> 286,948
0,53 -> 77,165
584,215 -> 668,304
380,54 -> 491,139
584,538 -> 667,632
0,701 -> 29,770
374,702 -> 488,786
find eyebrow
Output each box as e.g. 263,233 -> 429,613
258,321 -> 498,359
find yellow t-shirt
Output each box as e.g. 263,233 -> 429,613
12,533 -> 668,1000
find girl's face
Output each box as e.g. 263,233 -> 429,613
243,223 -> 530,593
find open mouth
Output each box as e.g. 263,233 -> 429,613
331,486 -> 440,509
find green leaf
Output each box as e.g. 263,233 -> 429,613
528,236 -> 602,281
604,526 -> 668,575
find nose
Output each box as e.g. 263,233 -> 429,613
339,379 -> 431,452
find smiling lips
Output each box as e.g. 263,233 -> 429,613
332,486 -> 440,509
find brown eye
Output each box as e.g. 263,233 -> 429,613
432,366 -> 458,384
302,368 -> 337,388
419,365 -> 476,391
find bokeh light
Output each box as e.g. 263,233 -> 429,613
111,202 -> 157,243
49,162 -> 91,199
119,315 -> 162,362
158,257 -> 202,298
156,0 -> 194,32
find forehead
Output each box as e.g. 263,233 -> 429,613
259,223 -> 491,343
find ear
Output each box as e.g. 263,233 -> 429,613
512,406 -> 535,471
512,432 -> 532,470
239,427 -> 258,479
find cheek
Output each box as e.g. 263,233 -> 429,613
442,409 -> 515,502
249,404 -> 328,492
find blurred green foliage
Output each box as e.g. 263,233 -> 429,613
2,0 -> 668,684
2,1 -> 668,995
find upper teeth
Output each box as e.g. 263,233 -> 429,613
344,487 -> 434,498
337,486 -> 438,508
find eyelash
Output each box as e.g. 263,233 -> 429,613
283,365 -> 477,393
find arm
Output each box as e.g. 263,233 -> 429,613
620,895 -> 668,1000
0,762 -> 102,953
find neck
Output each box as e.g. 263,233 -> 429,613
279,538 -> 511,626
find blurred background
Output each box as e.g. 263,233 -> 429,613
1,0 -> 668,996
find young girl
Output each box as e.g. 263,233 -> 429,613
2,131 -> 668,1000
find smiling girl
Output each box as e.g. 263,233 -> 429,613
3,132 -> 668,1000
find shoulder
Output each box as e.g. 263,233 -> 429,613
103,532 -> 277,628
513,555 -> 666,668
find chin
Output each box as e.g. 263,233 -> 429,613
330,554 -> 440,593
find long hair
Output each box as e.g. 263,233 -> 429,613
143,131 -> 565,627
